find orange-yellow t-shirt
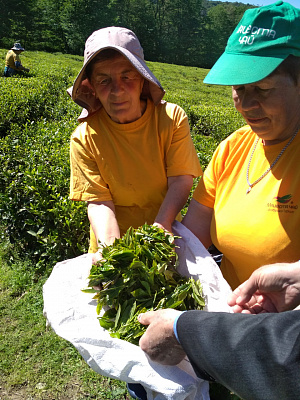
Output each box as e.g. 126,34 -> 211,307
70,100 -> 202,250
5,50 -> 21,69
193,125 -> 300,289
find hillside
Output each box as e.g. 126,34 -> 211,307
2,0 -> 254,68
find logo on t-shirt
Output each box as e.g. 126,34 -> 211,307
273,194 -> 292,204
267,194 -> 298,213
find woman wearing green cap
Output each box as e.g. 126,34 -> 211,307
67,27 -> 202,264
134,3 -> 300,400
182,1 -> 300,290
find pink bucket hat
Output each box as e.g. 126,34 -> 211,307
67,26 -> 165,120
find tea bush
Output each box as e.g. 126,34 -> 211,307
0,50 -> 87,271
0,50 -> 246,273
0,51 -> 81,137
0,119 -> 89,272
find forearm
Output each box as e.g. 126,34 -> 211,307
15,61 -> 25,71
177,310 -> 300,400
182,199 -> 213,248
87,201 -> 120,248
154,175 -> 193,232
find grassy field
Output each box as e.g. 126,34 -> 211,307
0,50 -> 244,400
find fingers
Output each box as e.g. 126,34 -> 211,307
138,310 -> 157,326
92,251 -> 102,265
152,222 -> 173,235
230,304 -> 251,314
228,278 -> 260,308
228,282 -> 251,307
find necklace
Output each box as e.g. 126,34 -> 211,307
246,129 -> 299,194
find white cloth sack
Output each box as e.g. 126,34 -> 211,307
43,221 -> 232,400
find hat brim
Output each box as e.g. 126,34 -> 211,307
203,52 -> 288,85
70,45 -> 164,116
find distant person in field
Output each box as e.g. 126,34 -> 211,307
180,0 -> 300,290
67,27 -> 202,263
4,43 -> 30,77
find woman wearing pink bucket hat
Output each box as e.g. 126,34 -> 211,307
67,27 -> 202,260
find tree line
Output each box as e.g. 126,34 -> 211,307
1,0 -> 254,68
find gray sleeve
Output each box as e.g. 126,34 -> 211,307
177,310 -> 300,400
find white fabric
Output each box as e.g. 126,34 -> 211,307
173,222 -> 232,313
43,221 -> 232,399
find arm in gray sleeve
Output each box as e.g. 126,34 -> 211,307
177,310 -> 300,400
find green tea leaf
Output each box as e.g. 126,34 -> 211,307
83,224 -> 205,345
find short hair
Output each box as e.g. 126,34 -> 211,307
274,55 -> 300,85
85,49 -> 123,81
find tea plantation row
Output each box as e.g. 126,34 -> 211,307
0,50 -> 244,273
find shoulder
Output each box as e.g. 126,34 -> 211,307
72,109 -> 104,138
166,101 -> 186,116
71,120 -> 91,141
154,101 -> 187,125
225,125 -> 252,142
219,125 -> 253,151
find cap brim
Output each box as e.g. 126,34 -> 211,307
203,52 -> 287,85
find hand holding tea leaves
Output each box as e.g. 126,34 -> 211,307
83,224 -> 205,345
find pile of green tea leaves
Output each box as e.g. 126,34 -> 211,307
83,224 -> 205,345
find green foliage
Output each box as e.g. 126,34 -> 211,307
0,119 -> 89,271
0,0 -> 255,68
205,3 -> 253,67
0,49 -> 81,136
0,51 -> 89,272
85,225 -> 204,344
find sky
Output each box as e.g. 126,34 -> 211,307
217,0 -> 300,7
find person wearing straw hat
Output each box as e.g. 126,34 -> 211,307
67,27 -> 202,262
4,42 -> 30,77
181,0 -> 300,291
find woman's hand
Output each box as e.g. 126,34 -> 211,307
92,251 -> 102,265
153,222 -> 172,234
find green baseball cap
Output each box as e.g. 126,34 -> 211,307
204,1 -> 300,85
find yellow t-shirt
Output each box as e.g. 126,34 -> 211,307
193,125 -> 300,289
5,50 -> 21,69
70,100 -> 202,251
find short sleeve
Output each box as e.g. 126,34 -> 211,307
193,141 -> 227,208
165,104 -> 203,178
69,123 -> 112,202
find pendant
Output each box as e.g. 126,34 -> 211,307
246,186 -> 252,194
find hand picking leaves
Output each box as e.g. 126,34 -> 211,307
83,224 -> 205,345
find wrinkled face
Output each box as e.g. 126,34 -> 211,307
90,54 -> 144,124
232,72 -> 300,144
